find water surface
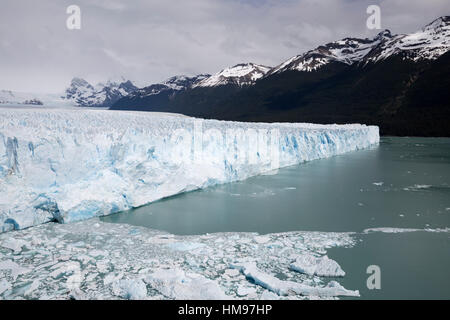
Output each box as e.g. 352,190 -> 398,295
102,137 -> 450,234
102,137 -> 450,299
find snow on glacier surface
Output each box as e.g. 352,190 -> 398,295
0,108 -> 379,231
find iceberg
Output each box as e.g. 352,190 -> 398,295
289,254 -> 346,277
0,108 -> 379,231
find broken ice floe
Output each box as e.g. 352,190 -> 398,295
230,261 -> 357,297
363,227 -> 450,234
289,254 -> 345,277
0,219 -> 358,300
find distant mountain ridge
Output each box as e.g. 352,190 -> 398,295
112,74 -> 210,110
0,89 -> 70,107
2,16 -> 449,136
0,77 -> 140,108
111,16 -> 450,136
63,77 -> 139,108
268,16 -> 450,74
194,63 -> 271,87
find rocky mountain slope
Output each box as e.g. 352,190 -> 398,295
63,77 -> 138,108
111,16 -> 450,136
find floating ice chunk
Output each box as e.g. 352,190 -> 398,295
24,280 -> 40,296
403,184 -> 432,191
289,254 -> 345,277
68,289 -> 87,300
363,227 -> 450,234
144,268 -> 229,300
88,249 -> 108,258
49,261 -> 80,279
0,260 -> 31,280
166,242 -> 205,252
0,279 -> 11,295
372,182 -> 384,186
424,227 -> 450,233
260,290 -> 279,300
413,185 -> 432,189
230,262 -> 358,297
104,272 -> 124,285
224,269 -> 240,277
253,235 -> 271,244
237,285 -> 257,297
96,261 -> 109,274
363,227 -> 421,234
0,238 -> 28,253
112,278 -> 147,300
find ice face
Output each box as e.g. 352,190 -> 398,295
0,219 -> 359,300
0,108 -> 379,231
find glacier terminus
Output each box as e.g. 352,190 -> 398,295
0,108 -> 379,232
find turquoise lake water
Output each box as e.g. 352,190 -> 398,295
102,137 -> 450,299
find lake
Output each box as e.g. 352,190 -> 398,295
101,137 -> 450,299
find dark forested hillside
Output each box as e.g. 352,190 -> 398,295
111,17 -> 450,136
111,52 -> 450,136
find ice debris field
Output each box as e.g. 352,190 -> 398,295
0,108 -> 379,232
0,218 -> 360,300
1,218 -> 447,300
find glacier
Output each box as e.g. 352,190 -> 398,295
0,107 -> 379,232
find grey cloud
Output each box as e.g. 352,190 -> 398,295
0,0 -> 449,93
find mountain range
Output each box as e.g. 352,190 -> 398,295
111,16 -> 450,136
1,16 -> 449,136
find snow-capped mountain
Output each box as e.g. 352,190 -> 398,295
269,32 -> 392,74
270,16 -> 449,74
111,16 -> 450,137
365,16 -> 450,62
193,63 -> 271,87
163,74 -> 210,90
128,74 -> 210,99
0,77 -> 138,108
63,77 -> 138,107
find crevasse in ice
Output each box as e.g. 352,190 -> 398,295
0,108 -> 379,232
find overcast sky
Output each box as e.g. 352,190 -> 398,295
0,0 -> 449,93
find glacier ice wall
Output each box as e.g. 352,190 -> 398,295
0,108 -> 379,232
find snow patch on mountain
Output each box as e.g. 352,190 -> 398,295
271,16 -> 449,74
274,37 -> 381,73
194,63 -> 272,87
270,31 -> 393,74
365,16 -> 450,62
126,74 -> 210,99
63,77 -> 138,107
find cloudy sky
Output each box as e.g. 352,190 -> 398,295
1,0 -> 449,93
